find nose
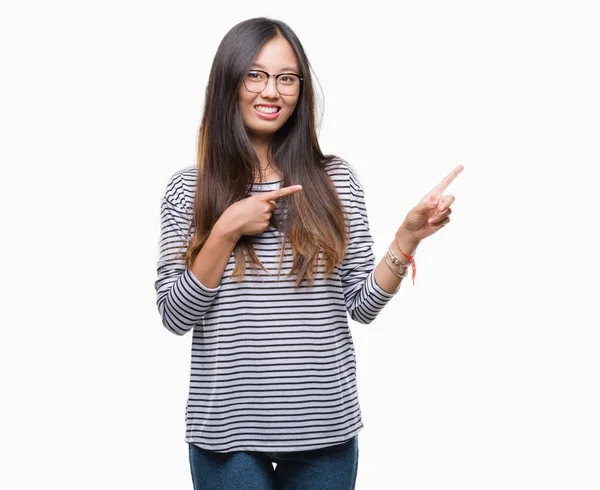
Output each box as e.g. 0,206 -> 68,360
261,75 -> 279,98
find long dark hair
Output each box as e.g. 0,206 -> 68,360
184,17 -> 347,288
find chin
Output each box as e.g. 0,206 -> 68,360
247,122 -> 286,137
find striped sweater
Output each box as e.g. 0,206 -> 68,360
155,159 -> 397,452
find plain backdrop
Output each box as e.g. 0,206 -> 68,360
1,0 -> 599,488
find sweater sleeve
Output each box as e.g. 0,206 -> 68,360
340,165 -> 397,324
154,174 -> 220,335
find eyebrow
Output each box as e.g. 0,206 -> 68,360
250,63 -> 300,73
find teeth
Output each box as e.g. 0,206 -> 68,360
255,106 -> 279,114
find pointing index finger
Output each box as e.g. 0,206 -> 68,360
432,165 -> 464,194
259,184 -> 303,201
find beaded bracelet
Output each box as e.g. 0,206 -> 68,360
387,246 -> 410,268
384,251 -> 409,279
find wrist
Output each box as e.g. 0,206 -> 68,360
213,218 -> 241,245
394,226 -> 420,257
393,226 -> 419,286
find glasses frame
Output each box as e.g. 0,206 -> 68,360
243,69 -> 304,96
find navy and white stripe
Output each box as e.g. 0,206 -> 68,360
155,159 -> 396,452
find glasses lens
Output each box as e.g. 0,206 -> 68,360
244,71 -> 301,95
244,71 -> 267,93
277,74 -> 300,95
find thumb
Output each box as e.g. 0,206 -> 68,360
414,193 -> 441,215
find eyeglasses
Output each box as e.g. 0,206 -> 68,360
243,70 -> 303,96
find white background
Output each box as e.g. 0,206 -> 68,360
1,0 -> 599,488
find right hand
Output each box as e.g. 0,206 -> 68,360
216,185 -> 303,240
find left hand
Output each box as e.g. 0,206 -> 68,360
399,165 -> 464,243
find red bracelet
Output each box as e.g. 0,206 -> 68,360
395,239 -> 416,285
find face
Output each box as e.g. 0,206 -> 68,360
238,36 -> 301,142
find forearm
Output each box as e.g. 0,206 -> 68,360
374,228 -> 420,294
156,221 -> 240,335
190,220 -> 240,289
342,228 -> 419,323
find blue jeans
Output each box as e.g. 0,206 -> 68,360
188,437 -> 359,490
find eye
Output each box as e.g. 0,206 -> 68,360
279,75 -> 298,85
247,71 -> 265,80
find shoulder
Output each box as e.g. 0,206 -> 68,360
162,165 -> 197,211
323,157 -> 366,198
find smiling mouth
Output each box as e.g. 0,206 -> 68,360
254,105 -> 281,114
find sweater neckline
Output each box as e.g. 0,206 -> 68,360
252,179 -> 283,186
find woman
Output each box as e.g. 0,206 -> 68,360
155,17 -> 462,490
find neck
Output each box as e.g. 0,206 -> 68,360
248,133 -> 280,182
248,134 -> 271,168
